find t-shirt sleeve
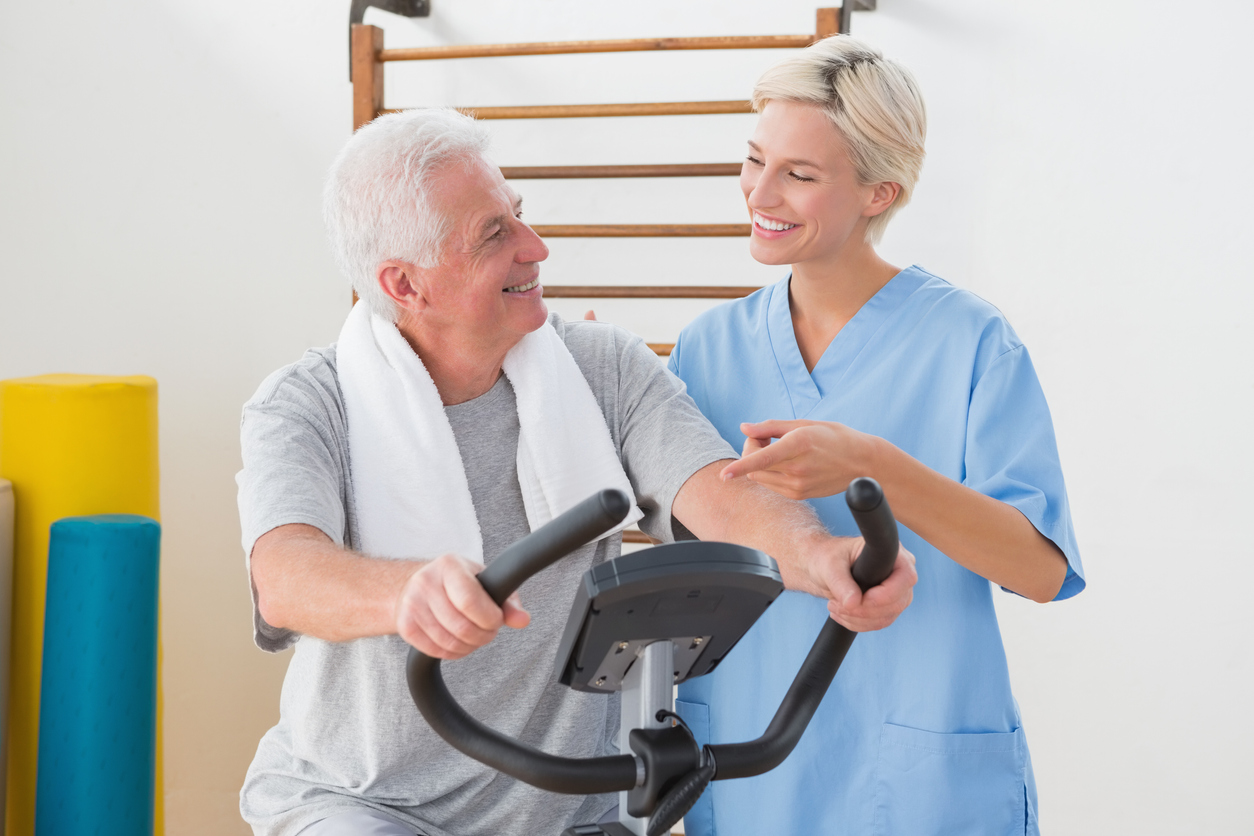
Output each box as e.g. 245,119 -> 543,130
965,344 -> 1085,601
614,334 -> 737,543
237,369 -> 350,651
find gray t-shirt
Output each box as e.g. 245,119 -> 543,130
236,315 -> 735,836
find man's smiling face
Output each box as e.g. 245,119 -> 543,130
413,156 -> 551,355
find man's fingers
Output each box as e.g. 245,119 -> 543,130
829,545 -> 918,631
444,564 -> 504,632
502,592 -> 531,630
402,592 -> 481,658
396,555 -> 514,658
426,587 -> 498,650
583,309 -> 597,321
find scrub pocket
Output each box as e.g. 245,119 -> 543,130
872,723 -> 1027,836
674,700 -> 713,836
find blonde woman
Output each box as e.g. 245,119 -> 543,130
669,37 -> 1085,836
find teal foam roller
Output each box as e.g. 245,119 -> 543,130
36,515 -> 160,836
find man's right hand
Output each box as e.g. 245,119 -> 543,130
395,554 -> 531,659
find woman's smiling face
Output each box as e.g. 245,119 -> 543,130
740,99 -> 884,269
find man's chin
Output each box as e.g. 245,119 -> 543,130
522,300 -> 550,332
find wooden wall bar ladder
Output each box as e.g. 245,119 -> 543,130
348,9 -> 865,540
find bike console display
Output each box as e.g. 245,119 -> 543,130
554,541 -> 783,694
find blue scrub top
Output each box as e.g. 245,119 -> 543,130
669,266 -> 1084,836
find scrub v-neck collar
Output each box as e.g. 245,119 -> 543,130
766,266 -> 928,419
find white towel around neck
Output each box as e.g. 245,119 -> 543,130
336,302 -> 643,563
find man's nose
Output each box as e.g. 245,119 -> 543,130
518,221 -> 550,263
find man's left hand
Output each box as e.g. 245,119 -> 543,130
809,536 -> 917,632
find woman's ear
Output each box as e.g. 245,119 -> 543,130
376,260 -> 428,314
864,181 -> 902,218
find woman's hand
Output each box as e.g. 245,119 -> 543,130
720,419 -> 879,500
724,420 -> 1069,602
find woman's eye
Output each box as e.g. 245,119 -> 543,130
789,172 -> 815,182
745,155 -> 763,166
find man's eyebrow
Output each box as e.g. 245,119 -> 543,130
475,194 -> 524,243
747,140 -> 820,169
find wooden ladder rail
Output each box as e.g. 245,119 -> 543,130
347,10 -> 841,292
352,8 -> 842,130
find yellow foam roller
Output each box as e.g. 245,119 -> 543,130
0,375 -> 161,836
0,479 -> 12,822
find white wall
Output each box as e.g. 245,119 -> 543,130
1,0 -> 1251,833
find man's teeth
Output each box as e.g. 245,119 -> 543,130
504,278 -> 539,293
754,214 -> 797,231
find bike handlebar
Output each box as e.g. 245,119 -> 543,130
406,489 -> 639,794
406,478 -> 899,792
707,477 -> 898,779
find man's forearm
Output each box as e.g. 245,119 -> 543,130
671,461 -> 832,597
252,523 -> 423,642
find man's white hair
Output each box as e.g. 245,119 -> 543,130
752,35 -> 927,245
323,108 -> 493,322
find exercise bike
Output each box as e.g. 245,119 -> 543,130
407,478 -> 898,836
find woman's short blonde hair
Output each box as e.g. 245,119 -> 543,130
752,35 -> 927,244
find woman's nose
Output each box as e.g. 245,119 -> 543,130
744,171 -> 778,210
748,185 -> 778,213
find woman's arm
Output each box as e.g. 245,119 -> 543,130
720,420 -> 1068,603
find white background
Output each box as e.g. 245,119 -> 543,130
1,0 -> 1251,832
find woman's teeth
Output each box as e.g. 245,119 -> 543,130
504,278 -> 539,293
754,213 -> 797,231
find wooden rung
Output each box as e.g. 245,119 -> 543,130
622,530 -> 654,545
532,224 -> 749,238
382,101 -> 752,120
501,163 -> 741,179
648,343 -> 675,356
378,35 -> 817,62
543,286 -> 758,299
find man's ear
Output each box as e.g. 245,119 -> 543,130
864,181 -> 902,219
376,260 -> 428,313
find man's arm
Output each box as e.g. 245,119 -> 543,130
671,461 -> 917,632
251,523 -> 529,658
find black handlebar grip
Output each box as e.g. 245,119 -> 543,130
846,477 -> 899,592
476,488 -> 632,605
706,477 -> 901,781
406,487 -> 639,795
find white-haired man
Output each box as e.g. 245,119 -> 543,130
237,108 -> 916,836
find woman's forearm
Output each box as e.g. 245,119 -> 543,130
867,438 -> 1067,603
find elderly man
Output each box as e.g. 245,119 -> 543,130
237,108 -> 915,836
